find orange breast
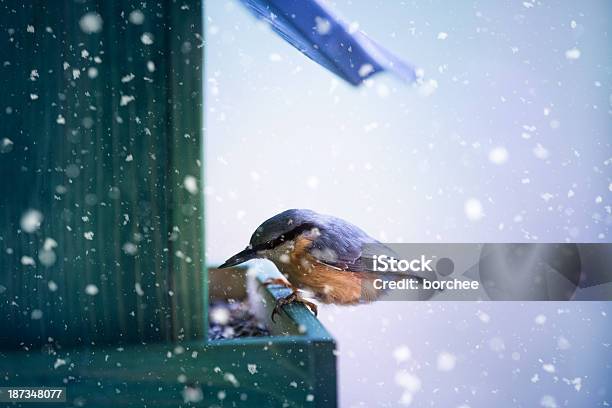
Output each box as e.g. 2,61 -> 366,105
273,235 -> 381,304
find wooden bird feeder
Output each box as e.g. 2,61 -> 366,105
0,1 -> 337,406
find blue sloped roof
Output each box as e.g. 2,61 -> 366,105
240,0 -> 416,85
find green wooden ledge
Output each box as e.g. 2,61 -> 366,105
1,262 -> 337,407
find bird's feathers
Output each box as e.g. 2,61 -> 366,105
220,209 -> 426,304
251,209 -> 400,274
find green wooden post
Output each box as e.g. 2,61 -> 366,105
1,2 -> 339,406
0,0 -> 204,348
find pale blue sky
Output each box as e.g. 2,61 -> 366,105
205,2 -> 612,406
205,0 -> 611,266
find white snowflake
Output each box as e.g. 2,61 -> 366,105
79,12 -> 103,34
436,352 -> 456,371
85,284 -> 99,296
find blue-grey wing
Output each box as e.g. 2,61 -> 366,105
307,225 -> 398,273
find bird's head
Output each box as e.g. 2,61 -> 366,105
218,209 -> 323,269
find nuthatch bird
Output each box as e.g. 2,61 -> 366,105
219,209 -> 413,321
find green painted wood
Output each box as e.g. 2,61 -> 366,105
249,262 -> 338,407
0,264 -> 337,407
0,1 -> 338,405
0,339 -> 328,407
0,0 -> 204,348
166,0 -> 206,342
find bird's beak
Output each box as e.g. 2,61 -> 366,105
218,247 -> 258,269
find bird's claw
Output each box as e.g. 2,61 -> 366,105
271,292 -> 295,322
270,292 -> 318,322
301,298 -> 318,317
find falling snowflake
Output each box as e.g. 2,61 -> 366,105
79,12 -> 103,34
358,64 -> 374,78
20,209 -> 43,233
307,176 -> 319,190
393,345 -> 412,363
183,175 -> 198,194
534,314 -> 547,325
476,310 -> 491,323
210,306 -> 230,325
557,336 -> 571,350
53,358 -> 66,369
141,33 -> 154,45
122,242 -> 138,255
436,352 -> 456,371
120,95 -> 135,106
464,199 -> 484,221
314,16 -> 331,35
182,386 -> 203,403
223,373 -> 239,387
85,284 -> 99,296
488,147 -> 509,165
21,256 -> 35,266
129,10 -> 145,25
565,48 -> 581,60
121,73 -> 135,83
269,53 -> 282,62
0,137 -> 14,153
